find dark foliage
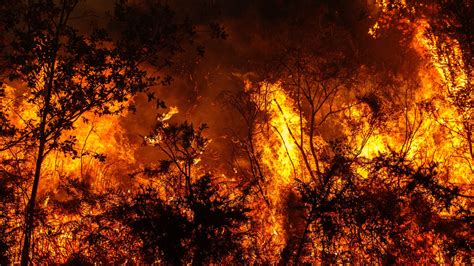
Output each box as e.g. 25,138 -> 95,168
117,174 -> 248,264
116,119 -> 249,264
295,151 -> 472,263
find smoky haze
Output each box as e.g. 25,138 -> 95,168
80,0 -> 422,175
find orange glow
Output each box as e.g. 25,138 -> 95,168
1,0 -> 472,263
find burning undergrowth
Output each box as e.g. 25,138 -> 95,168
0,0 -> 472,264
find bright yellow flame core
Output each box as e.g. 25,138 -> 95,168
248,82 -> 326,261
253,83 -> 300,258
256,83 -> 304,183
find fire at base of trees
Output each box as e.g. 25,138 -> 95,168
0,0 -> 472,264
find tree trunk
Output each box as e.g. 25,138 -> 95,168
20,134 -> 47,265
20,1 -> 66,261
20,66 -> 56,265
294,213 -> 313,264
20,62 -> 55,265
466,122 -> 473,159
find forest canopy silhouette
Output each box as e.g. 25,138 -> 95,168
0,0 -> 472,264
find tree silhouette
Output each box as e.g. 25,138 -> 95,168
294,150 -> 471,263
115,118 -> 249,264
0,0 -> 197,263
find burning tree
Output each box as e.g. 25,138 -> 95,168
0,0 -> 471,264
371,0 -> 473,164
0,0 -> 198,263
223,3 -> 472,263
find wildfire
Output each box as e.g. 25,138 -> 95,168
3,84 -> 136,191
2,82 -> 137,262
369,1 -> 473,184
247,82 -> 305,260
1,0 -> 472,264
240,6 -> 473,259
